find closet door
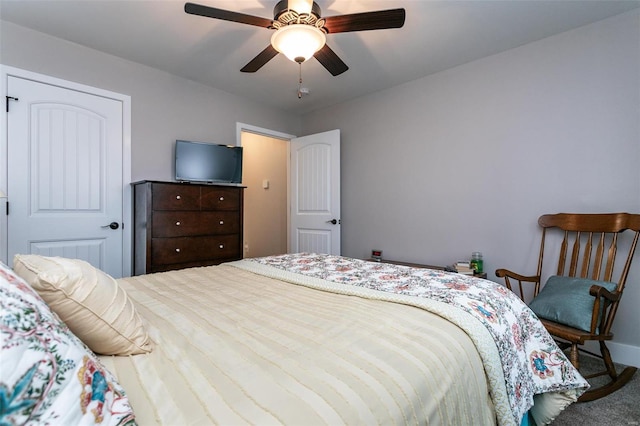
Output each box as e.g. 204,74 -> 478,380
7,75 -> 126,277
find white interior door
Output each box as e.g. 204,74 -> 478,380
290,129 -> 341,255
7,75 -> 126,277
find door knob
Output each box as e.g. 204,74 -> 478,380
102,222 -> 120,230
326,219 -> 339,225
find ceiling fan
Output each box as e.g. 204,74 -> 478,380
184,0 -> 406,76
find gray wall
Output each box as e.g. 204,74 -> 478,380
1,10 -> 639,363
301,10 -> 640,363
0,21 -> 300,183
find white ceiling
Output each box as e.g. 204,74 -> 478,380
1,0 -> 638,114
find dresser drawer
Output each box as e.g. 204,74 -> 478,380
152,211 -> 240,237
151,235 -> 240,266
133,181 -> 244,275
201,187 -> 240,211
152,184 -> 200,210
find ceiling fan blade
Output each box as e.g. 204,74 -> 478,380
314,44 -> 349,76
241,45 -> 279,73
184,2 -> 273,28
323,8 -> 406,33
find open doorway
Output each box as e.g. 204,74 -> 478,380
240,129 -> 291,258
238,123 -> 342,258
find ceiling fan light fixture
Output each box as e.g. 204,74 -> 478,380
271,24 -> 326,63
287,0 -> 313,15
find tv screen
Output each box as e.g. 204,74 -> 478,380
175,140 -> 243,184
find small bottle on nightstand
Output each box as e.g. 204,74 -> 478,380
470,252 -> 483,274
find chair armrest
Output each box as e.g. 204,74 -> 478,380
587,285 -> 620,334
495,269 -> 541,301
589,285 -> 620,302
495,268 -> 539,282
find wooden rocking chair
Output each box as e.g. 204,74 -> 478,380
496,213 -> 640,402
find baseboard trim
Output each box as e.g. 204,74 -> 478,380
583,340 -> 640,368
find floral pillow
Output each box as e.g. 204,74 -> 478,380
0,261 -> 136,425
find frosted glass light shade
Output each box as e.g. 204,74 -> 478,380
271,24 -> 326,63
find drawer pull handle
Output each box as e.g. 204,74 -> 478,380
219,220 -> 224,225
219,196 -> 224,201
176,195 -> 181,200
175,248 -> 181,253
176,221 -> 181,226
219,244 -> 224,249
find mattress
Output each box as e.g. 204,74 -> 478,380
101,263 -> 495,425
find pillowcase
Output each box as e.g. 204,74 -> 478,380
529,275 -> 618,332
12,254 -> 153,355
0,261 -> 136,424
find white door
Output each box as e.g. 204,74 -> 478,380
7,75 -> 126,277
290,129 -> 341,255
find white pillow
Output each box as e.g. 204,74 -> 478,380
13,254 -> 153,355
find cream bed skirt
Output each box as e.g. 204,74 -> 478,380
101,264 -> 496,425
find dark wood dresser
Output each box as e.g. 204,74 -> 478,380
133,180 -> 244,275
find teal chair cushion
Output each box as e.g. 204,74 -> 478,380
529,275 -> 618,332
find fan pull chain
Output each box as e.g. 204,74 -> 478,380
297,62 -> 303,99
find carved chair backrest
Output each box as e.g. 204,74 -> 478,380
535,213 -> 640,333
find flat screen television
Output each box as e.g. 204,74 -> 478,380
175,140 -> 243,184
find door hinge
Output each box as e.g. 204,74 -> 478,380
5,201 -> 8,216
6,96 -> 18,112
6,96 -> 19,112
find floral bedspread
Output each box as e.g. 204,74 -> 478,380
240,253 -> 589,425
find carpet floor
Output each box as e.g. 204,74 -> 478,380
551,354 -> 639,425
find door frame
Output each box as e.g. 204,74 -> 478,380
236,122 -> 295,253
0,65 -> 133,276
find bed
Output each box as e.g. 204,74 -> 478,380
2,253 -> 589,425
